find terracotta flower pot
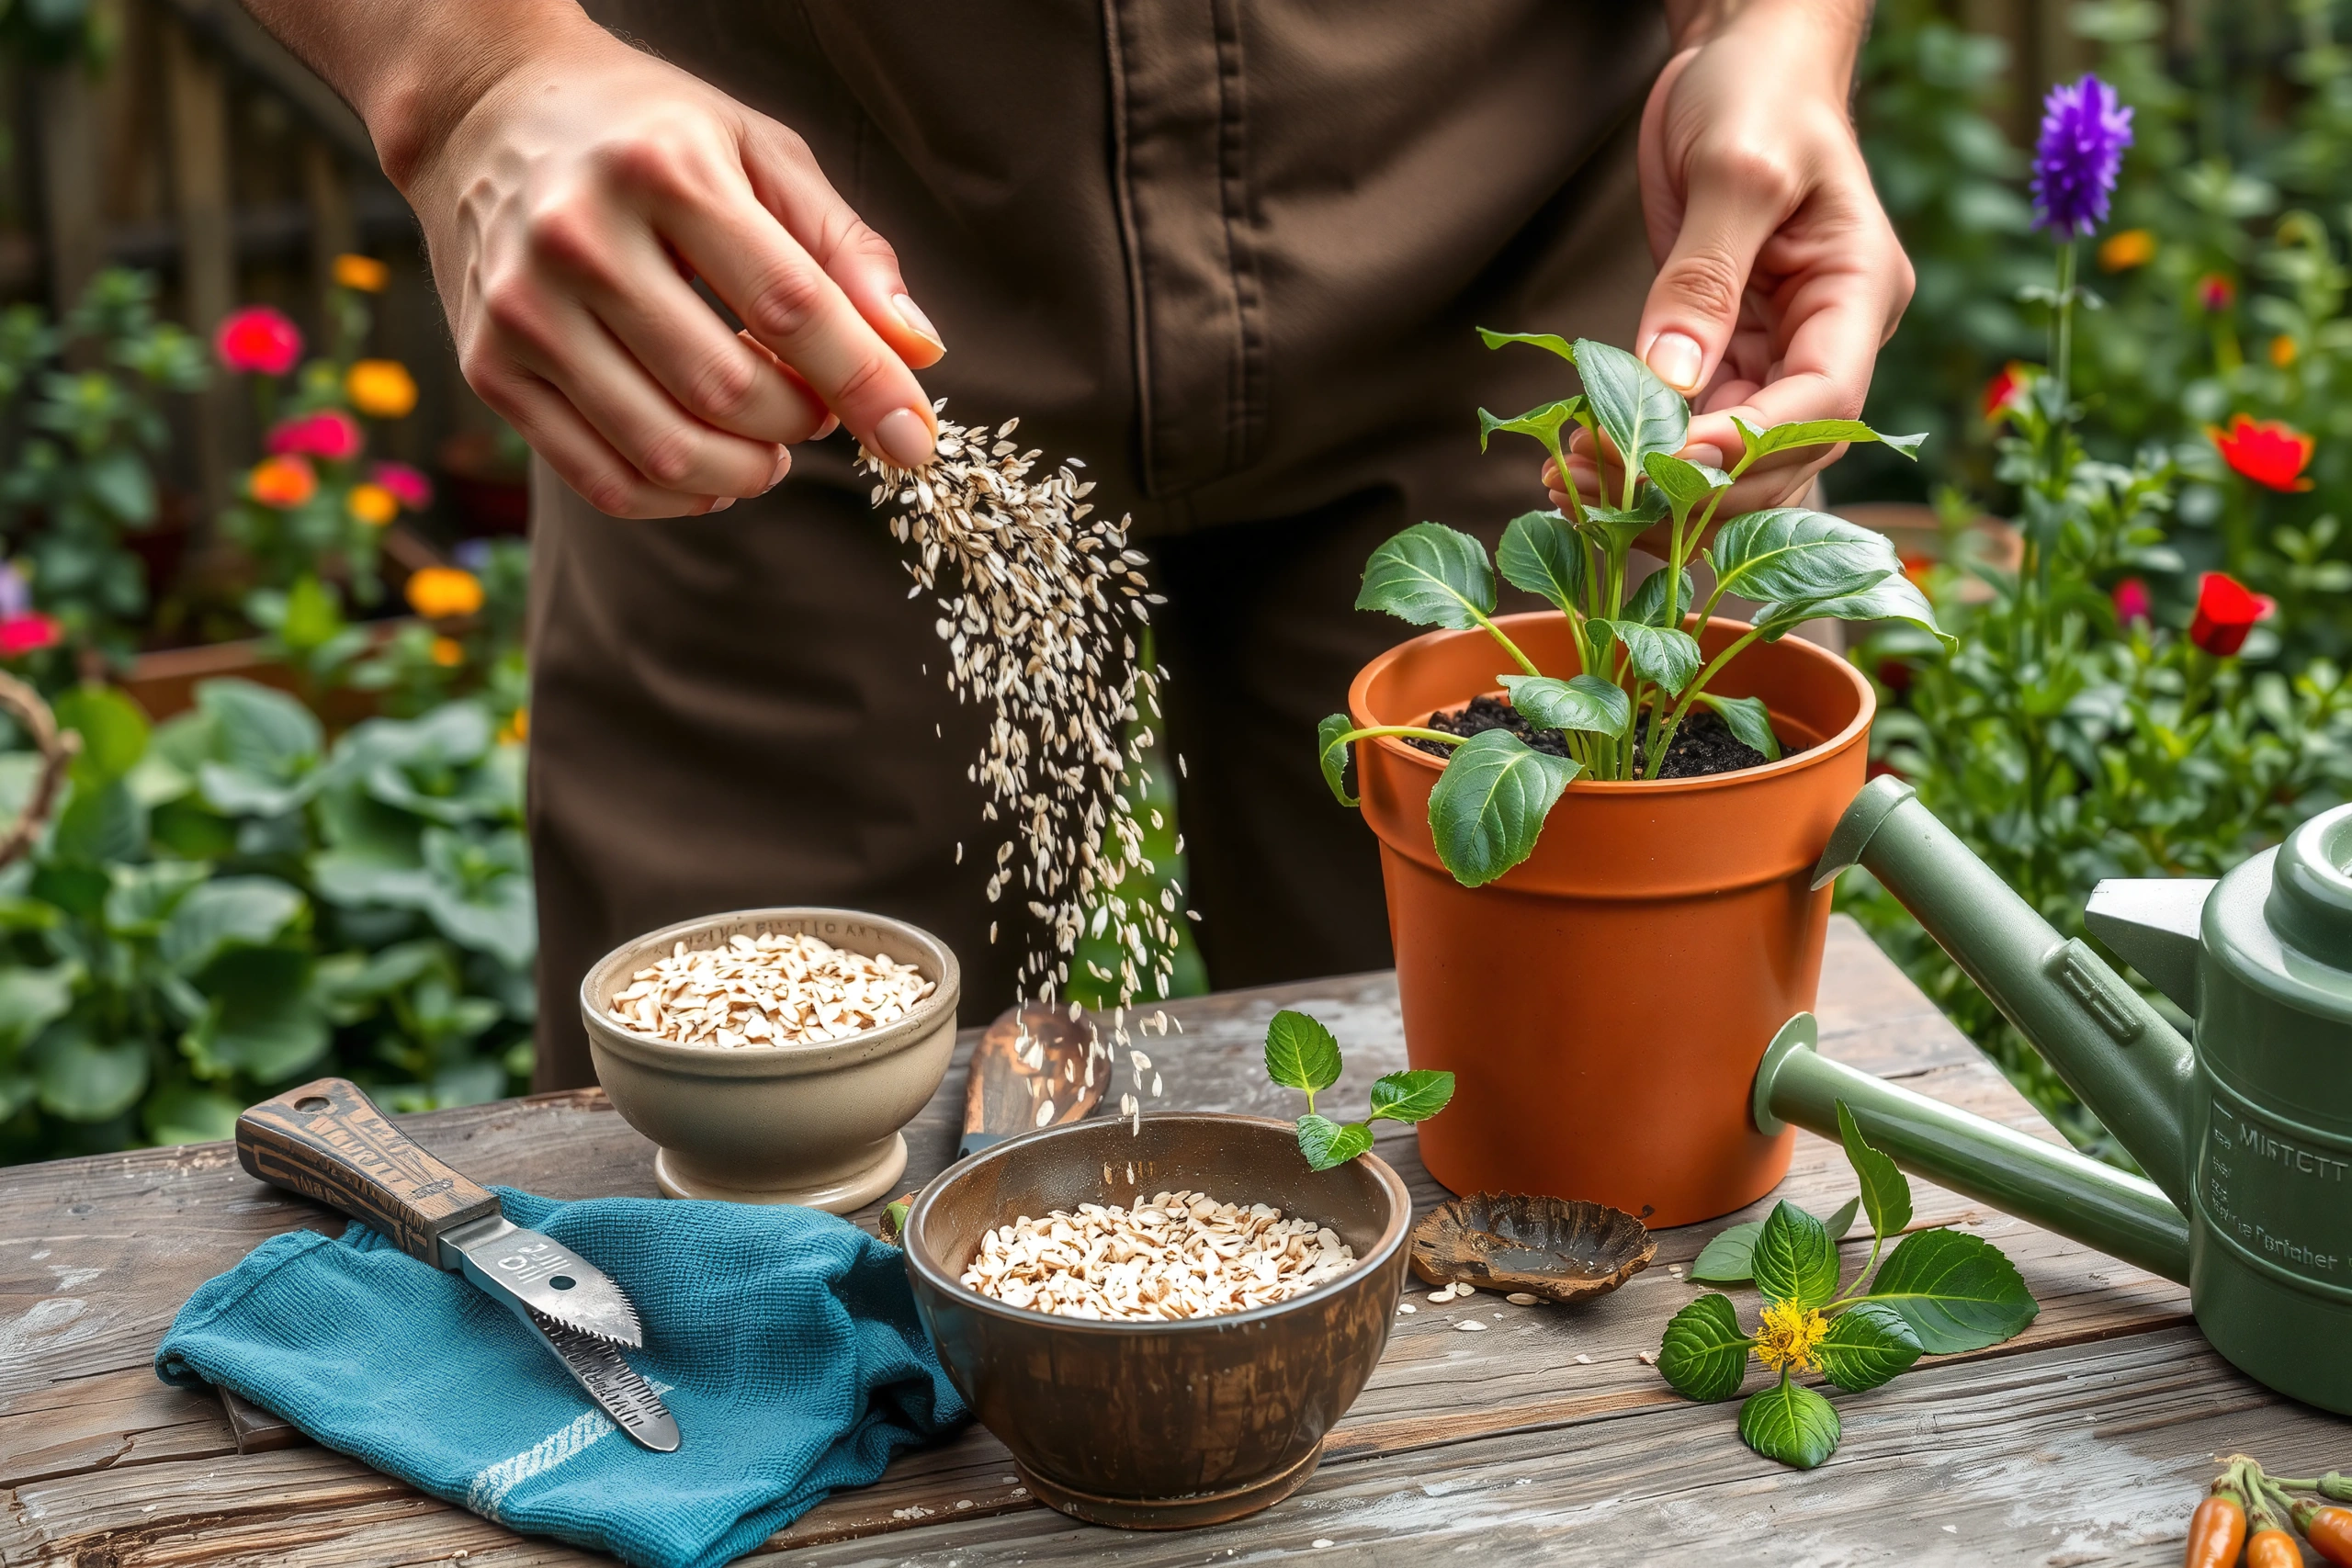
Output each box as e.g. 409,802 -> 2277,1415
1348,611 -> 1872,1227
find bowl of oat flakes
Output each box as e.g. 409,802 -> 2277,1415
580,907 -> 958,1212
900,1111 -> 1412,1529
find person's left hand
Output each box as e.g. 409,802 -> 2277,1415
1546,0 -> 1912,520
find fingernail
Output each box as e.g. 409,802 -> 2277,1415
1687,444 -> 1724,468
708,497 -> 736,513
765,446 -> 792,492
814,412 -> 842,440
1647,333 -> 1704,392
892,294 -> 944,353
875,406 -> 935,468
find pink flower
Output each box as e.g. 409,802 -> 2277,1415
2112,577 -> 2153,626
214,306 -> 302,376
369,461 -> 434,510
266,410 -> 364,462
0,613 -> 62,658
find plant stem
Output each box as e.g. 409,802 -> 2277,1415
1471,611 -> 1544,679
1643,626 -> 1766,780
2052,240 -> 2076,407
1328,725 -> 1465,751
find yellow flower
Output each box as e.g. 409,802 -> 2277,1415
334,254 -> 389,293
346,358 -> 418,419
405,566 -> 483,620
430,636 -> 466,668
2098,228 -> 2156,272
2270,334 -> 2299,368
499,707 -> 530,745
347,481 -> 399,525
1754,1300 -> 1828,1376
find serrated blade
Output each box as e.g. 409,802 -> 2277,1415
440,1214 -> 643,1346
525,1308 -> 681,1453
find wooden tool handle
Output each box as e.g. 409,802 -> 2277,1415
235,1077 -> 500,1265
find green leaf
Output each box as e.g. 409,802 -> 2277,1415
0,961 -> 78,1050
1690,1220 -> 1763,1284
1657,1293 -> 1752,1401
1477,397 -> 1585,462
142,1079 -> 243,1145
1737,1376 -> 1841,1469
1366,1068 -> 1454,1122
278,575 -> 348,655
1578,490 -> 1670,553
1708,508 -> 1903,607
1861,1229 -> 2038,1353
1499,673 -> 1631,738
54,684 -> 149,786
1836,1100 -> 1913,1242
1586,620 -> 1702,694
415,828 -> 536,966
1496,510 -> 1586,613
197,679 -> 322,782
1574,338 -> 1689,478
51,779 -> 146,866
1424,728 -> 1579,887
1354,523 -> 1496,630
185,946 -> 329,1082
1822,1196 -> 1861,1241
1296,1113 -> 1374,1170
103,859 -> 210,937
34,1030 -> 150,1122
1624,566 -> 1698,629
1815,1302 -> 1923,1393
83,446 -> 156,524
1731,414 -> 1927,465
1317,713 -> 1361,807
1751,1201 -> 1840,1311
1758,570 -> 1955,652
1696,693 -> 1781,761
160,876 -> 305,975
1476,327 -> 1579,364
1264,1009 -> 1343,1095
1642,451 -> 1733,517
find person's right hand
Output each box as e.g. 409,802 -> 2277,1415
395,21 -> 944,518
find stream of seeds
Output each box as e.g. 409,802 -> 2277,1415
961,1190 -> 1361,1319
861,410 -> 1194,1122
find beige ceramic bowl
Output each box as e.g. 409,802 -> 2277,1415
579,907 -> 960,1212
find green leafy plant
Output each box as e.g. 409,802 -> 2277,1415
1316,332 -> 1951,886
1261,1008 -> 1452,1169
1655,1099 -> 2037,1469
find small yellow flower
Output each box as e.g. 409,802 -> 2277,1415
1754,1299 -> 1829,1376
334,253 -> 389,293
2269,334 -> 2299,368
346,358 -> 418,419
430,636 -> 466,668
405,566 -> 483,620
347,481 -> 399,525
2098,228 -> 2156,272
499,707 -> 530,745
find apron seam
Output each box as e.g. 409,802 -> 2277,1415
1100,0 -> 1156,497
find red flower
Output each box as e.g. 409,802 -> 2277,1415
1982,361 -> 2031,420
2197,274 -> 2236,313
370,460 -> 434,510
266,410 -> 363,461
2188,572 -> 2274,658
214,306 -> 302,376
2210,413 -> 2316,492
0,613 -> 62,658
2112,577 -> 2152,626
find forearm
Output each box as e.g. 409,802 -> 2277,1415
239,0 -> 605,187
1660,0 -> 1871,85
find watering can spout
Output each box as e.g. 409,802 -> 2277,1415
1810,777 -> 2197,1211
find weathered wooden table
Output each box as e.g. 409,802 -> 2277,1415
6,918 -> 2346,1566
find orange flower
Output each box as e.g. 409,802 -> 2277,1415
430,636 -> 466,667
2269,335 -> 2299,368
334,254 -> 388,293
347,482 -> 399,525
499,707 -> 530,745
346,358 -> 418,419
2210,413 -> 2316,491
405,566 -> 483,619
249,455 -> 317,508
2098,228 -> 2155,271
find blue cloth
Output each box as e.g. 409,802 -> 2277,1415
156,1189 -> 966,1568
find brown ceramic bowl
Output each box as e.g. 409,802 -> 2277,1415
902,1113 -> 1412,1529
580,908 -> 958,1213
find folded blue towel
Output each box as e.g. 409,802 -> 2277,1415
157,1189 -> 966,1568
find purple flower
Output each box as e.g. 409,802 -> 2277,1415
2032,76 -> 2133,238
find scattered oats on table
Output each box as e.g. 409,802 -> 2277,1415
961,1190 -> 1357,1320
607,931 -> 933,1046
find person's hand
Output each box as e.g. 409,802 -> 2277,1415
1546,0 -> 1911,521
396,18 -> 944,518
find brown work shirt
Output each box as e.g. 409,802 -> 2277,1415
530,0 -> 1668,1087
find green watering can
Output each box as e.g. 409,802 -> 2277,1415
1758,776 -> 2352,1416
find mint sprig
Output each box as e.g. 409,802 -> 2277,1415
1261,1009 -> 1453,1170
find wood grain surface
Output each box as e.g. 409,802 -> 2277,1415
1,919 -> 2330,1566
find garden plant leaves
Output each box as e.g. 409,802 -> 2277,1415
1587,620 -> 1702,695
1366,1068 -> 1454,1122
1862,1228 -> 2039,1353
1689,1221 -> 1764,1283
1574,339 -> 1689,480
1355,522 -> 1496,629
1499,673 -> 1631,738
1815,1302 -> 1924,1393
1737,1378 -> 1841,1470
1295,1113 -> 1374,1170
1731,414 -> 1927,465
1263,1009 -> 1342,1098
1836,1099 -> 1913,1239
1316,713 -> 1360,807
1750,1200 -> 1840,1310
1496,510 -> 1586,612
1657,1293 -> 1752,1401
1425,728 -> 1580,886
1697,694 -> 1781,761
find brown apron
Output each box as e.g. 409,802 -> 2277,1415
530,0 -> 1668,1089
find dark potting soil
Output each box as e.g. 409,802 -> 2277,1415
1402,694 -> 1799,780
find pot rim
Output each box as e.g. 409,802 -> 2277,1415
903,1111 -> 1412,1334
1347,611 -> 1874,793
579,905 -> 962,1077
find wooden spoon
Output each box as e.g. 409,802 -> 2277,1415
958,1002 -> 1107,1159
